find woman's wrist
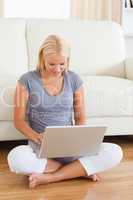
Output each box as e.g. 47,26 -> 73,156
31,133 -> 43,145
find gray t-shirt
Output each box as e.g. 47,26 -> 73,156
18,70 -> 83,162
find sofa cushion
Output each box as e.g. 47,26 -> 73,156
0,19 -> 28,76
0,76 -> 17,120
1,75 -> 133,121
26,19 -> 125,77
83,76 -> 133,117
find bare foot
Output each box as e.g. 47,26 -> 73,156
85,174 -> 101,182
29,173 -> 53,188
29,173 -> 101,188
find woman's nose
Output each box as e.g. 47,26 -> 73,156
54,65 -> 62,71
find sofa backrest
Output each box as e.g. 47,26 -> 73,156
26,19 -> 126,77
0,18 -> 126,121
0,18 -> 28,76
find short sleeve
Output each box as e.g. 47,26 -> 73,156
18,72 -> 30,92
68,71 -> 83,92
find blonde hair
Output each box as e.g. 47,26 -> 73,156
36,35 -> 70,74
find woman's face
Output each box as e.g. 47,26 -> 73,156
44,54 -> 67,76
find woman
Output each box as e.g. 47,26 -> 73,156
7,35 -> 123,188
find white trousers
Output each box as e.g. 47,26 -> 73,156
7,143 -> 123,176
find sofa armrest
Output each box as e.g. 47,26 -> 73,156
125,57 -> 133,80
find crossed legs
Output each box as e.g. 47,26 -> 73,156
29,159 -> 100,188
7,143 -> 123,188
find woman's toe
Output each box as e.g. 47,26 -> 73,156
29,179 -> 36,188
29,174 -> 38,188
85,173 -> 101,182
92,174 -> 101,181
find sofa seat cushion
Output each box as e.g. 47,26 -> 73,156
0,76 -> 18,120
83,76 -> 133,117
1,75 -> 133,120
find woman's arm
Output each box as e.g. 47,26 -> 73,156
14,82 -> 43,144
73,85 -> 86,125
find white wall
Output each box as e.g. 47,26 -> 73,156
125,36 -> 133,57
123,9 -> 133,35
0,0 -> 4,16
4,0 -> 70,18
123,8 -> 133,57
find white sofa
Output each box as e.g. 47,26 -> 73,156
0,18 -> 133,141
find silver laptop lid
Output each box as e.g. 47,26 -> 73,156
39,125 -> 107,158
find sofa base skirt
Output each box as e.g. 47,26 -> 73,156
0,117 -> 133,141
86,117 -> 133,136
0,122 -> 26,141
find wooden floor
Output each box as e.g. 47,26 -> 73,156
0,136 -> 133,200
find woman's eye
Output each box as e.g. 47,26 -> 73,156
49,63 -> 64,66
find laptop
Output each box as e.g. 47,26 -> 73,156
38,125 -> 107,158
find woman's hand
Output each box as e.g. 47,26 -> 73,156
31,133 -> 44,145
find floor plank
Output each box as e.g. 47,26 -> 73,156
0,136 -> 133,200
